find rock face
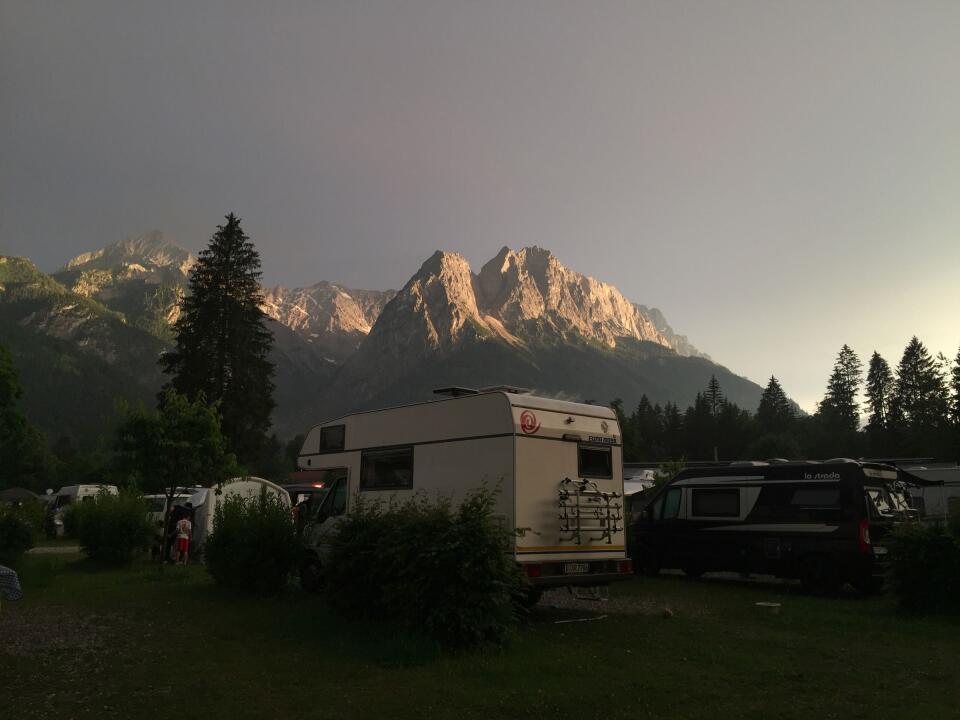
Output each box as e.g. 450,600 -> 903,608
62,231 -> 196,278
357,245 -> 702,359
261,282 -> 395,362
322,245 -> 751,420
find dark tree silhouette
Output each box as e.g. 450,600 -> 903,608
160,214 -> 275,463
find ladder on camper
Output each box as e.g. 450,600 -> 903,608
558,477 -> 623,545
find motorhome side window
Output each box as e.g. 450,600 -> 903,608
360,447 -> 414,490
578,445 -> 612,479
691,488 -> 739,518
319,425 -> 346,453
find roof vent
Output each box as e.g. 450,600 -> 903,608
433,386 -> 479,397
478,385 -> 531,394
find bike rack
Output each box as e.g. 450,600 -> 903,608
558,477 -> 622,545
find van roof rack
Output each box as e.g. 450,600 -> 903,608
432,386 -> 480,397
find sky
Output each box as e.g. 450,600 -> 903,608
2,1 -> 959,412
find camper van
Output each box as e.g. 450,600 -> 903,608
631,461 -> 901,594
296,388 -> 632,597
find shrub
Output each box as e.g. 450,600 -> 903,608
0,505 -> 37,561
889,523 -> 960,614
72,490 -> 154,564
205,491 -> 297,595
324,487 -> 524,650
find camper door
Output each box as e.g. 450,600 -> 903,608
302,469 -> 349,559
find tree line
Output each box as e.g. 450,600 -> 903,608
614,340 -> 960,463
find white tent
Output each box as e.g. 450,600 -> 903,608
188,477 -> 291,548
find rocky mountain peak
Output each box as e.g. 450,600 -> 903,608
62,231 -> 195,278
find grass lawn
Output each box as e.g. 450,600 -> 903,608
2,556 -> 959,720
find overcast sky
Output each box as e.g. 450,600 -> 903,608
2,1 -> 959,411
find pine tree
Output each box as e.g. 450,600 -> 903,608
892,337 -> 950,456
951,346 -> 960,427
818,344 -> 863,432
160,214 -> 275,463
705,375 -> 725,417
865,352 -> 894,432
756,376 -> 793,435
894,337 -> 948,428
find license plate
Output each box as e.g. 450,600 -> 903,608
563,562 -> 590,575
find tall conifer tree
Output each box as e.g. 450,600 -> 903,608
818,344 -> 862,432
160,214 -> 275,463
756,376 -> 793,435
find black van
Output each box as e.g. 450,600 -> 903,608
630,461 -> 901,594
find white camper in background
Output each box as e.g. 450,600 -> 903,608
903,466 -> 960,522
188,477 -> 292,549
51,484 -> 119,537
297,387 -> 631,596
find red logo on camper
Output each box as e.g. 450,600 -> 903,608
520,410 -> 540,434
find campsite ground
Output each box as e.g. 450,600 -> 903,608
3,556 -> 958,720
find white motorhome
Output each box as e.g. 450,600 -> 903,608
188,476 -> 292,549
296,387 -> 632,595
903,465 -> 960,522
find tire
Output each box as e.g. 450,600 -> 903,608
635,545 -> 660,576
299,558 -> 324,593
681,561 -> 705,579
799,556 -> 840,596
520,589 -> 543,608
852,575 -> 884,595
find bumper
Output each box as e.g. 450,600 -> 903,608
523,558 -> 633,587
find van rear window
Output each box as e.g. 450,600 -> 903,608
579,445 -> 613,479
691,488 -> 739,518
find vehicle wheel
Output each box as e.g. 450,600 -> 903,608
519,589 -> 543,608
799,556 -> 840,596
852,575 -> 884,595
299,559 -> 324,593
635,545 -> 660,576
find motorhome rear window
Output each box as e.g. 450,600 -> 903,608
691,488 -> 739,518
360,447 -> 414,490
319,425 -> 346,453
579,445 -> 613,479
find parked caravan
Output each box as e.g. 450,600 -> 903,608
902,466 -> 960,522
188,477 -> 292,549
296,388 -> 632,596
51,484 -> 119,537
631,461 -> 901,594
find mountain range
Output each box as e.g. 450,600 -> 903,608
0,232 -> 763,443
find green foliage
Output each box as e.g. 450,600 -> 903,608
652,458 -> 685,488
160,214 -> 275,464
205,491 -> 297,595
72,490 -> 154,564
114,389 -> 240,494
0,504 -> 38,560
324,487 -> 524,650
889,523 -> 960,615
817,344 -> 862,433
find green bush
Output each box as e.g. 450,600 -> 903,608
324,487 -> 524,650
889,523 -> 960,614
205,491 -> 297,595
72,490 -> 153,564
0,504 -> 37,561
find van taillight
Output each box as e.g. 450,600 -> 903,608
858,518 -> 871,554
617,559 -> 633,574
524,563 -> 542,578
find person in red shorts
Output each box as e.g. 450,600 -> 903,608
175,504 -> 193,565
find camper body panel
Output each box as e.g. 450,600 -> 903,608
298,391 -> 629,588
189,477 -> 291,549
